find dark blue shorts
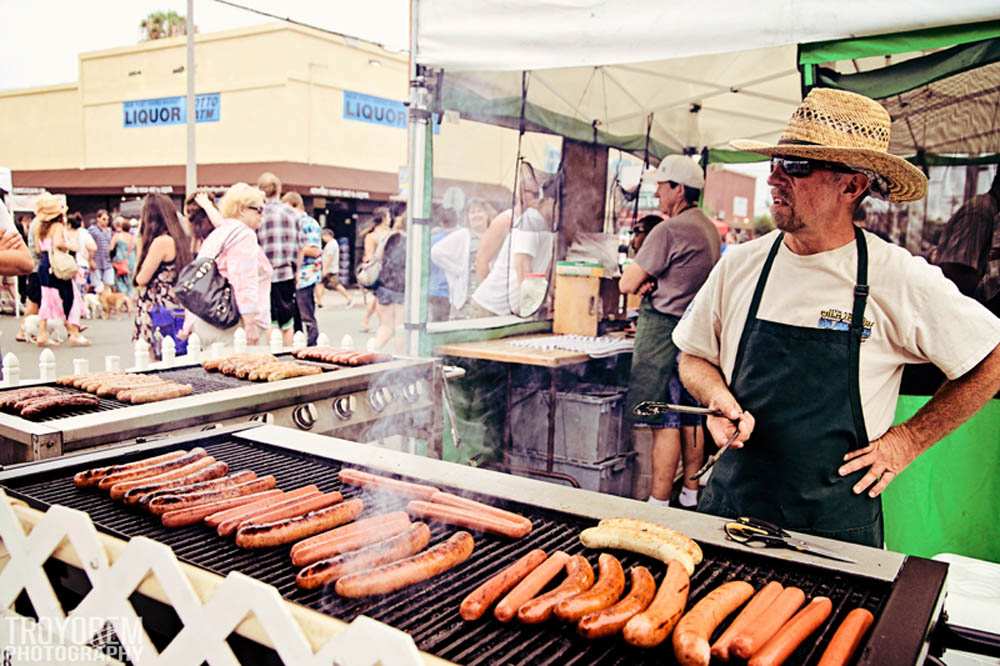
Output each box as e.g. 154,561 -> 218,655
375,285 -> 404,306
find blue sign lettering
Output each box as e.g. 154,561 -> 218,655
342,90 -> 439,133
124,93 -> 221,128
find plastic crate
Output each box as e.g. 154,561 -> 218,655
507,449 -> 635,497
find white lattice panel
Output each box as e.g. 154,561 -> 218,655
0,490 -> 425,666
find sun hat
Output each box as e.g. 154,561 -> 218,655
645,154 -> 705,189
33,193 -> 67,223
731,88 -> 927,203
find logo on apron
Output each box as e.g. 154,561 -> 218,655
818,308 -> 872,340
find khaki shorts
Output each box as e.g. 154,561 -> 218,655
322,273 -> 342,289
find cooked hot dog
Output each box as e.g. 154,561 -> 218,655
334,531 -> 474,598
19,394 -> 100,417
125,469 -> 254,506
135,470 -> 260,508
161,489 -> 284,528
517,555 -> 595,624
816,608 -> 875,666
407,500 -> 532,538
235,498 -> 364,548
218,490 -> 339,537
109,456 -> 221,501
73,450 -> 187,488
494,551 -> 570,623
555,553 -> 625,622
148,476 -> 277,515
295,522 -> 431,590
204,485 -> 317,527
578,565 -> 656,639
673,580 -> 755,666
711,581 -> 785,661
749,596 -> 833,666
97,448 -> 207,490
730,586 -> 806,660
338,468 -> 439,499
460,549 -> 547,621
290,511 -> 411,567
96,374 -> 165,397
428,492 -> 532,534
623,558 -> 691,648
0,387 -> 59,411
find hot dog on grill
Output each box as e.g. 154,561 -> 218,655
672,580 -> 755,666
203,485 -> 318,527
290,511 -> 412,567
517,555 -> 595,624
407,500 -> 532,538
0,387 -> 60,411
730,586 -> 806,660
235,498 -> 364,548
578,565 -> 657,639
125,469 -> 254,506
580,518 -> 702,575
460,549 -> 548,622
161,489 -> 284,528
494,551 -> 570,623
295,522 -> 432,590
148,475 -> 277,515
218,490 -> 339,537
427,492 -> 532,535
555,553 -> 625,622
338,468 -> 439,500
98,448 -> 207,490
749,596 -> 832,666
266,364 -> 323,381
623,558 -> 691,648
109,457 -> 225,500
120,383 -> 194,404
73,450 -> 188,488
19,394 -> 101,417
711,581 -> 784,661
95,374 -> 165,397
816,608 -> 874,666
335,531 -> 475,598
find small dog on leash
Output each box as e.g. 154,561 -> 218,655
21,314 -> 68,344
83,292 -> 103,320
99,290 -> 132,319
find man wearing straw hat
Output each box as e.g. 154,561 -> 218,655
673,89 -> 1000,547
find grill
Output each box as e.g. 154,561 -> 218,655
0,355 -> 440,464
0,426 -> 947,666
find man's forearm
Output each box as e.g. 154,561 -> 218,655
897,343 -> 1000,452
678,352 -> 733,407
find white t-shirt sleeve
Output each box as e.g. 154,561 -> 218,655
0,201 -> 15,234
904,257 -> 1000,379
510,229 -> 539,258
673,255 -> 725,365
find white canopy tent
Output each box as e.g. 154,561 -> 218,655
402,0 -> 1000,354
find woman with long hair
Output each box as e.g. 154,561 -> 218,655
33,194 -> 88,346
133,194 -> 192,358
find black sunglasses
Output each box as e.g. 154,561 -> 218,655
770,157 -> 857,178
247,205 -> 264,214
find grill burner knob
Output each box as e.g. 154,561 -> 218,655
249,412 -> 273,424
334,396 -> 355,421
293,403 -> 319,430
368,387 -> 393,413
402,382 -> 422,403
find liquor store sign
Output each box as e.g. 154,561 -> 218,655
343,90 -> 440,133
123,93 -> 221,128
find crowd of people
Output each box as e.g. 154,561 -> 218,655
7,171 -> 371,358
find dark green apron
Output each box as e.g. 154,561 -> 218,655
698,227 -> 883,547
627,300 -> 681,427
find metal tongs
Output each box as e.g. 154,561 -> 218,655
632,401 -> 741,480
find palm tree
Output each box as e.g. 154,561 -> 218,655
140,10 -> 189,41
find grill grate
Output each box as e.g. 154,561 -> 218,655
2,439 -> 890,665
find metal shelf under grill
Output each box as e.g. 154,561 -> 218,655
2,437 -> 893,666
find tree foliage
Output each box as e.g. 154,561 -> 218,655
140,10 -> 188,41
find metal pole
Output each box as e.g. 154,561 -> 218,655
404,0 -> 432,357
185,0 -> 197,198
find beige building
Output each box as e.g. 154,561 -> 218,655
1,22 -> 559,271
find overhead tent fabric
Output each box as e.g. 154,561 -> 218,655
414,0 -> 1000,162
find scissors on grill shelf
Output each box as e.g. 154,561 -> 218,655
724,517 -> 857,564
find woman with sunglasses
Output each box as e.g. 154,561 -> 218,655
180,183 -> 272,346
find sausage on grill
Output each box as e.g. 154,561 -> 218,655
0,387 -> 60,411
147,475 -> 277,515
711,581 -> 785,661
19,394 -> 101,418
109,457 -> 225,500
555,553 -> 626,622
517,555 -> 595,624
122,466 -> 250,505
97,448 -> 208,490
494,551 -> 570,623
672,580 -> 755,666
623,558 -> 691,648
338,469 -> 439,500
290,511 -> 413,567
578,565 -> 657,639
204,485 -> 318,527
407,500 -> 531,538
73,450 -> 189,488
217,490 -> 339,537
161,489 -> 284,528
235,498 -> 364,548
460,549 -> 548,621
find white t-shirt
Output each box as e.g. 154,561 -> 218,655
0,200 -> 15,234
322,239 -> 339,275
472,210 -> 554,316
673,229 -> 1000,439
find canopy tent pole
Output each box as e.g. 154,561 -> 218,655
405,0 -> 433,356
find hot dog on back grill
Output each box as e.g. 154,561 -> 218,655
95,374 -> 165,397
204,485 -> 318,527
290,511 -> 412,566
335,531 -> 475,598
161,489 -> 284,528
407,500 -> 531,538
120,382 -> 194,404
109,457 -> 225,500
97,448 -> 207,490
74,450 -> 188,488
0,387 -> 60,411
338,468 -> 439,500
19,394 -> 101,417
124,467 -> 253,506
235,498 -> 365,548
217,490 -> 339,537
148,475 -> 277,515
428,492 -> 532,534
295,522 -> 432,590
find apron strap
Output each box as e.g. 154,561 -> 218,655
732,232 -> 784,379
847,225 -> 870,445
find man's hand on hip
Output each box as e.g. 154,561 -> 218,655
838,425 -> 918,498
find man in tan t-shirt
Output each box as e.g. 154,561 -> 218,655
620,155 -> 720,509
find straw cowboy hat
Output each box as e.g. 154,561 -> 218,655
33,193 -> 68,223
731,88 -> 927,203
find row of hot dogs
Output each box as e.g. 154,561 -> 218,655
459,535 -> 873,666
201,353 -> 324,381
56,371 -> 195,403
70,450 -> 535,598
292,347 -> 391,366
0,386 -> 100,418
